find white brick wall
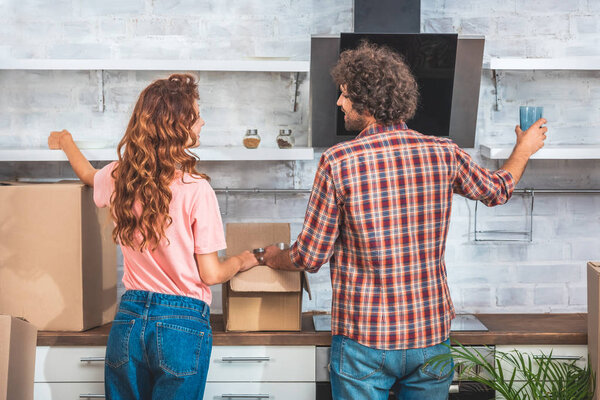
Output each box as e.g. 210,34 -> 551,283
1,0 -> 599,314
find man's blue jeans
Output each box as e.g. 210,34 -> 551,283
330,335 -> 454,400
104,290 -> 212,400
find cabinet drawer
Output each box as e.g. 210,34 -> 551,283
204,382 -> 315,400
495,345 -> 588,381
207,346 -> 315,382
34,382 -> 105,399
35,346 -> 106,382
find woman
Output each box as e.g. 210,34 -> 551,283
48,73 -> 257,399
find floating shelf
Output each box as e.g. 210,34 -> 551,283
486,57 -> 600,70
0,147 -> 315,162
0,59 -> 310,72
480,144 -> 600,160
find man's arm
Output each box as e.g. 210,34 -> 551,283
48,129 -> 98,187
453,118 -> 547,206
500,118 -> 547,184
263,247 -> 304,271
263,154 -> 340,272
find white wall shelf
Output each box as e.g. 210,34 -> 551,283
487,57 -> 600,70
0,59 -> 310,72
0,147 -> 315,162
480,144 -> 600,160
485,57 -> 600,110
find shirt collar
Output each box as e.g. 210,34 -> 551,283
356,121 -> 409,139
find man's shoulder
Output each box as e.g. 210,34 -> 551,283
321,130 -> 457,161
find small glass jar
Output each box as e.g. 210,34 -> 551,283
243,129 -> 261,149
276,129 -> 294,149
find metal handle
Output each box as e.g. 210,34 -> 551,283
533,355 -> 582,361
221,357 -> 271,362
220,395 -> 269,399
79,395 -> 105,399
80,357 -> 106,362
449,384 -> 460,394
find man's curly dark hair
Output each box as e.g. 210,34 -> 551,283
331,41 -> 419,125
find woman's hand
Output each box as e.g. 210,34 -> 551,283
48,129 -> 73,150
47,129 -> 97,186
237,250 -> 259,272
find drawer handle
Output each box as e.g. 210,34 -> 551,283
220,395 -> 270,399
221,357 -> 271,362
449,384 -> 460,394
533,355 -> 582,361
79,395 -> 105,399
80,357 -> 106,363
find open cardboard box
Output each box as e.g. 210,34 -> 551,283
0,181 -> 117,331
0,315 -> 37,400
222,223 -> 310,331
587,261 -> 600,399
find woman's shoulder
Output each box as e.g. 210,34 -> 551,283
177,172 -> 213,192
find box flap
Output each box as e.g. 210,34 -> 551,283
589,261 -> 600,270
226,223 -> 290,257
230,266 -> 301,292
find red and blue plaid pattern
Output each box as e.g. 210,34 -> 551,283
290,123 -> 515,349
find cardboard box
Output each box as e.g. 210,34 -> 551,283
223,223 -> 310,332
0,315 -> 37,400
0,182 -> 117,331
588,261 -> 600,400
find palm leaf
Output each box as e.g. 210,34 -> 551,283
425,340 -> 595,400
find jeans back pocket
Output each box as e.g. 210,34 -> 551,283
421,339 -> 454,380
335,336 -> 386,381
157,321 -> 206,377
106,320 -> 135,369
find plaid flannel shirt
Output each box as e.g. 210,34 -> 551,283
290,123 -> 515,350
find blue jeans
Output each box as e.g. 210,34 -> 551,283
104,290 -> 212,400
330,335 -> 454,400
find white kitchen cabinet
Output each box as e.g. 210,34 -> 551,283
204,382 -> 315,399
208,346 -> 315,382
35,346 -> 106,383
493,344 -> 588,398
34,383 -> 105,399
495,344 -> 588,371
34,345 -> 316,400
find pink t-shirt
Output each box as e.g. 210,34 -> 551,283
93,162 -> 226,305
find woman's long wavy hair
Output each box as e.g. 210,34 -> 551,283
110,73 -> 207,251
331,41 -> 419,125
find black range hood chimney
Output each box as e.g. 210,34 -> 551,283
354,0 -> 420,33
309,0 -> 484,149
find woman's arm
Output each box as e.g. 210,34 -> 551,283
195,250 -> 258,286
48,130 -> 98,187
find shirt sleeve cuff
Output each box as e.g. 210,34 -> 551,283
289,242 -> 306,270
194,241 -> 227,255
496,169 -> 516,193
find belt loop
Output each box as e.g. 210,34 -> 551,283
145,292 -> 153,308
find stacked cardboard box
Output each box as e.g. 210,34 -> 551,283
587,261 -> 600,400
0,315 -> 37,400
223,223 -> 310,332
0,182 -> 117,331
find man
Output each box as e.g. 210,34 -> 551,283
263,42 -> 547,399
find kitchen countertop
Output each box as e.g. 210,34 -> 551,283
37,313 -> 588,347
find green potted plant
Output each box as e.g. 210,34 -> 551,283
428,342 -> 595,400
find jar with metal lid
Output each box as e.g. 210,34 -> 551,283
276,129 -> 294,149
243,129 -> 261,149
